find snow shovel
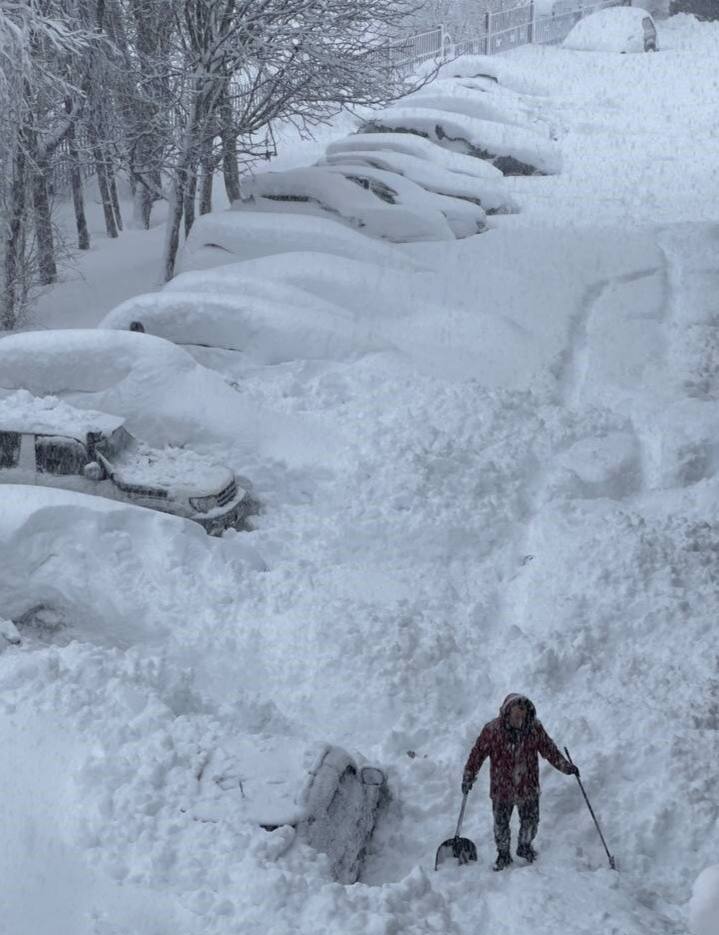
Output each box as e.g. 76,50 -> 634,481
434,792 -> 478,870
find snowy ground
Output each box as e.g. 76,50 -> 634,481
6,12 -> 719,935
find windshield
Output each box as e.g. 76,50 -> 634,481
95,426 -> 134,462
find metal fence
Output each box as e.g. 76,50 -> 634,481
395,0 -> 628,67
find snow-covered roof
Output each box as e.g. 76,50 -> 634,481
0,390 -> 124,439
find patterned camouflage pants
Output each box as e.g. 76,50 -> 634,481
492,797 -> 540,853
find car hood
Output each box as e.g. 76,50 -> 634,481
111,444 -> 234,496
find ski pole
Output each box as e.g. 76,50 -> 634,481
564,746 -> 616,870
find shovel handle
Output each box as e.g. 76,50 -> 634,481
455,792 -> 469,839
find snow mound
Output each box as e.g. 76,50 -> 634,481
0,329 -> 245,447
363,107 -> 562,175
563,6 -> 656,52
421,53 -> 550,96
690,866 -> 719,935
178,209 -> 421,273
235,166 -> 456,242
0,329 -> 347,468
0,484 -> 256,647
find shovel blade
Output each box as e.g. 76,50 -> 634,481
434,836 -> 478,870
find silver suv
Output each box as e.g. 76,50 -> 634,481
0,399 -> 253,534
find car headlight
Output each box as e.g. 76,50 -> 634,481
190,494 -> 217,513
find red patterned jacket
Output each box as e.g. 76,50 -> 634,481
464,694 -> 573,803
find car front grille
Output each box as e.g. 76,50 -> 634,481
217,479 -> 237,507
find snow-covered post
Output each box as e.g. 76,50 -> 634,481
529,0 -> 535,43
485,10 -> 491,54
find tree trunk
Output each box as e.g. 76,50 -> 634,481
2,140 -> 28,329
107,149 -> 123,231
163,168 -> 187,282
32,149 -> 57,286
89,122 -> 118,239
199,156 -> 213,215
67,119 -> 90,250
219,88 -> 240,203
199,135 -> 213,215
183,161 -> 197,238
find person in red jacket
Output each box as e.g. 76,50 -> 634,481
462,693 -> 578,871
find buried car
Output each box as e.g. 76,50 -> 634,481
191,738 -> 388,884
235,166 -> 456,242
0,392 -> 252,534
563,6 -> 658,52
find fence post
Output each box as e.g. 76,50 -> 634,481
485,10 -> 491,55
529,0 -> 535,43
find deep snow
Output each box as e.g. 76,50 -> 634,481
3,12 -> 719,935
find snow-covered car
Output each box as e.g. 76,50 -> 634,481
177,209 -> 422,274
99,286 -> 389,364
321,139 -> 517,215
0,329 -> 256,450
234,166 -> 456,242
316,162 -> 488,238
0,483 -> 265,648
563,6 -> 658,52
361,107 -> 561,176
0,393 -> 252,534
407,79 -> 554,139
192,738 -> 387,883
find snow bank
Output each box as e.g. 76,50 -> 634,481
363,107 -> 562,175
690,866 -> 719,935
178,209 -> 421,274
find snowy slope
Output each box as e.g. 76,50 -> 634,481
5,13 -> 719,935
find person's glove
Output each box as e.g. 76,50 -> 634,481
568,763 -> 580,778
461,771 -> 474,795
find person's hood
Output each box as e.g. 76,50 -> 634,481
499,693 -> 536,726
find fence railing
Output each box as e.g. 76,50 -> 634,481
393,0 -> 628,69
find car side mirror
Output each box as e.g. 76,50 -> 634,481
83,461 -> 104,481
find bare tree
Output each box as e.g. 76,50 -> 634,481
159,0 -> 427,280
